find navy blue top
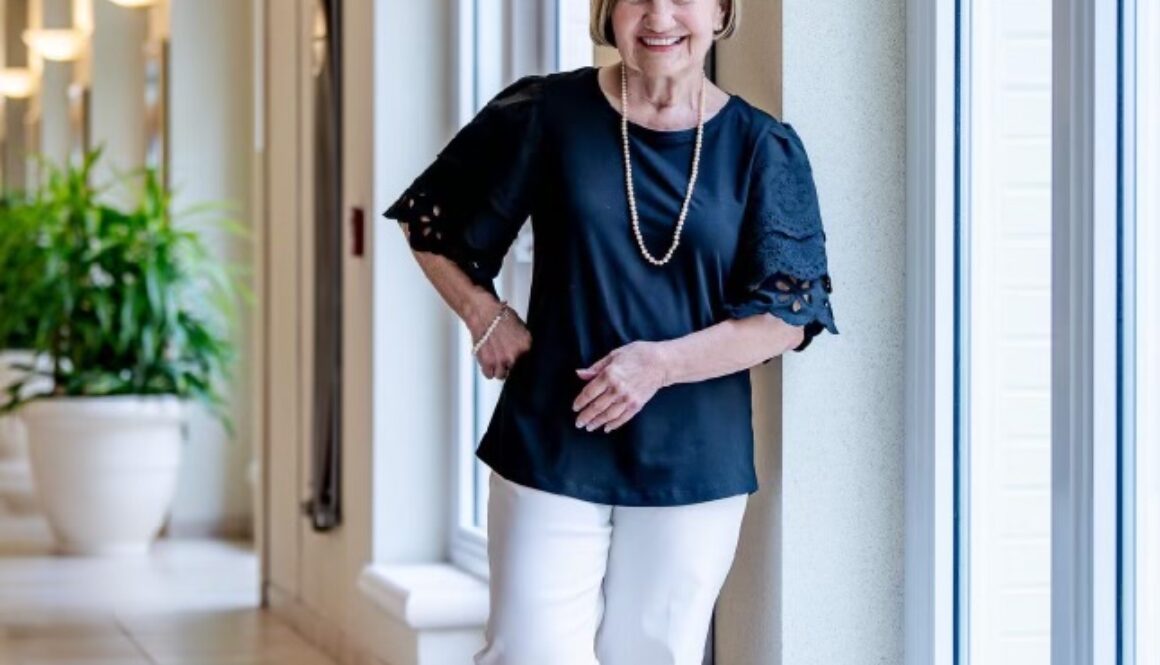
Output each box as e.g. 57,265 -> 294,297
383,66 -> 838,506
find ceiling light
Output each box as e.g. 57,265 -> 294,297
0,68 -> 37,99
107,0 -> 159,7
23,29 -> 89,62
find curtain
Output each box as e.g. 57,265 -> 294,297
304,0 -> 343,531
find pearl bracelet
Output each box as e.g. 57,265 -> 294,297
471,300 -> 510,355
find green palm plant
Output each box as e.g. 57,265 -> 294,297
0,148 -> 250,432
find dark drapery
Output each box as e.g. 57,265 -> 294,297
303,0 -> 343,531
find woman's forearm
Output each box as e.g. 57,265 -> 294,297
402,224 -> 499,335
655,314 -> 805,387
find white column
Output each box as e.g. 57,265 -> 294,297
715,0 -> 908,663
165,0 -> 256,537
34,0 -> 72,167
88,0 -> 145,196
3,0 -> 30,193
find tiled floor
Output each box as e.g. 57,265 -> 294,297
0,458 -> 337,665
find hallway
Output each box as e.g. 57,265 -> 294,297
0,459 -> 333,665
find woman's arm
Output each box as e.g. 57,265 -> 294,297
656,313 -> 805,387
401,224 -> 531,380
572,314 -> 803,432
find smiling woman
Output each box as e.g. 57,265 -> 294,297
381,1 -> 837,662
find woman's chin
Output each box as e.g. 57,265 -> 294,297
629,54 -> 693,77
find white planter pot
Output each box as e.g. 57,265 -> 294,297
22,396 -> 188,556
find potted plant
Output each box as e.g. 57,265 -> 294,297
0,149 -> 247,555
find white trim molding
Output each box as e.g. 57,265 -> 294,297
1051,0 -> 1123,663
1135,3 -> 1160,663
358,563 -> 489,630
904,0 -> 958,663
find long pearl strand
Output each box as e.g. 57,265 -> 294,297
620,61 -> 707,266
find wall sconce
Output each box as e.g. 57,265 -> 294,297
23,29 -> 89,62
107,0 -> 159,6
0,68 -> 38,99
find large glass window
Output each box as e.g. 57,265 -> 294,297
451,0 -> 593,577
951,0 -> 1155,662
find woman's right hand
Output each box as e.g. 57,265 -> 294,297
469,301 -> 532,380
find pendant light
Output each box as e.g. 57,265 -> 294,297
22,28 -> 88,62
0,68 -> 37,99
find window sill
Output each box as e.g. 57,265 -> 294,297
358,562 -> 490,630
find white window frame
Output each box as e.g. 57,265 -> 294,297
1134,3 -> 1160,662
448,0 -> 558,580
907,0 -> 1136,664
904,0 -> 958,662
1050,0 -> 1124,662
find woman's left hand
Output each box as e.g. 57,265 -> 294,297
573,341 -> 668,433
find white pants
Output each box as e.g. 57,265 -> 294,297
473,470 -> 749,665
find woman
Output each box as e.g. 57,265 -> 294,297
383,1 -> 837,662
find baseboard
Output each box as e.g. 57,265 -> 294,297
266,582 -> 391,665
161,514 -> 254,539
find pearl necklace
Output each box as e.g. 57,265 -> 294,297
620,62 -> 707,266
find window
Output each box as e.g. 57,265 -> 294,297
450,0 -> 593,578
908,0 -> 1154,663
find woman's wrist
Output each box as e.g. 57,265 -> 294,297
471,300 -> 510,355
652,341 -> 678,388
461,291 -> 504,338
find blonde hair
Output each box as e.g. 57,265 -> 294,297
589,0 -> 739,48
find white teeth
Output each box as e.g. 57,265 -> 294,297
642,36 -> 682,46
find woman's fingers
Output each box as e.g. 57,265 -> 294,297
584,398 -> 631,432
572,372 -> 612,412
576,389 -> 623,430
602,403 -> 639,432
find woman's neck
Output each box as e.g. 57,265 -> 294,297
625,62 -> 703,114
598,62 -> 729,132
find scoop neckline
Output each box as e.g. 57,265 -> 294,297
587,65 -> 740,143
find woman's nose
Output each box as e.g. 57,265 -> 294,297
641,0 -> 679,30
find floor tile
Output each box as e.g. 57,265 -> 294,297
0,532 -> 339,665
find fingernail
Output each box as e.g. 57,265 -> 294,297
575,420 -> 584,428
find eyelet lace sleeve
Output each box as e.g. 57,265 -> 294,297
723,121 -> 839,359
381,75 -> 545,297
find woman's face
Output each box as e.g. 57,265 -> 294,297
611,0 -> 724,79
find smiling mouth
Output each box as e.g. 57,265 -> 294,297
639,35 -> 688,48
